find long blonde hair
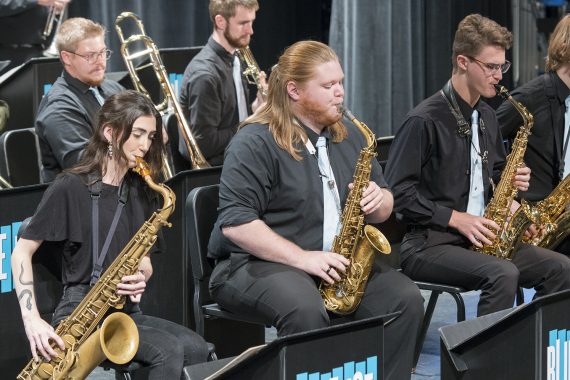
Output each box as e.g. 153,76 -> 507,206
243,40 -> 347,160
546,15 -> 570,72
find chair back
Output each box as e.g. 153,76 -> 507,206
185,184 -> 220,333
186,184 -> 219,280
165,113 -> 192,173
0,128 -> 41,186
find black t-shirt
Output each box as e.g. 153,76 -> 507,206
22,171 -> 160,286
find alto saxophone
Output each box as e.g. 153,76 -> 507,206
17,157 -> 176,380
522,174 -> 570,249
319,107 -> 391,315
473,84 -> 534,260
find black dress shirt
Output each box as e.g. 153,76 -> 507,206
35,70 -> 124,182
179,36 -> 250,166
496,71 -> 570,201
385,85 -> 505,234
208,122 -> 388,260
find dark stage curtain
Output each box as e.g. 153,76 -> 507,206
68,0 -> 332,76
330,0 -> 514,136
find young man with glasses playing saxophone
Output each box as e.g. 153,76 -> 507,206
385,14 -> 570,317
35,17 -> 124,183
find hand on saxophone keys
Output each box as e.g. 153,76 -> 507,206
117,271 -> 147,303
22,313 -> 65,362
449,210 -> 500,248
252,70 -> 268,113
512,165 -> 531,192
299,250 -> 349,285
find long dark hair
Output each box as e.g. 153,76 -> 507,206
69,90 -> 164,181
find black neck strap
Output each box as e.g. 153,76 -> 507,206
441,80 -> 471,137
88,178 -> 129,286
440,80 -> 489,166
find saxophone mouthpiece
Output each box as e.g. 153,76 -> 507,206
133,156 -> 151,177
494,84 -> 511,99
339,105 -> 356,122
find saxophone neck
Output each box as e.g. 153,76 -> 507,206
133,157 -> 176,216
495,84 -> 534,126
340,106 -> 377,149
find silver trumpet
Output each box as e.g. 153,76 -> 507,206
42,4 -> 67,57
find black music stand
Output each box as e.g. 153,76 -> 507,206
0,57 -> 62,131
185,312 -> 400,380
440,289 -> 570,379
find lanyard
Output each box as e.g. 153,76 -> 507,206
89,180 -> 129,286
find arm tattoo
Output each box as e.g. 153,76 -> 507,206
18,263 -> 33,310
18,290 -> 32,311
19,263 -> 33,285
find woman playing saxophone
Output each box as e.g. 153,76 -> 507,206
12,91 -> 208,379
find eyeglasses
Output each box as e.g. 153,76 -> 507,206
66,49 -> 112,64
466,56 -> 511,74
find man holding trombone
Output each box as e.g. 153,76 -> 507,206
179,0 -> 267,166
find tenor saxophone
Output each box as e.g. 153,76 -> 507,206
17,157 -> 175,380
522,174 -> 570,249
319,107 -> 391,315
472,85 -> 534,260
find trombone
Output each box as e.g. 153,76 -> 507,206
42,4 -> 67,57
236,46 -> 267,100
0,101 -> 12,189
115,12 -> 210,173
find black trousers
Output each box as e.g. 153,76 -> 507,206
210,254 -> 424,380
53,285 -> 209,380
401,237 -> 570,316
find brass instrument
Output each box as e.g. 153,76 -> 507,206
0,102 -> 12,189
319,107 -> 391,315
17,157 -> 176,380
236,46 -> 267,100
0,175 -> 12,189
115,12 -> 210,172
522,174 -> 570,249
42,5 -> 67,58
472,84 -> 534,260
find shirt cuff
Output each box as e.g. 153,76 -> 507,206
432,205 -> 453,229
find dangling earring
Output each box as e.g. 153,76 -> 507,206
107,141 -> 113,158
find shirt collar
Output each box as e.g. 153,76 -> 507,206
298,119 -> 332,149
452,84 -> 480,122
207,36 -> 234,66
63,69 -> 103,96
551,71 -> 570,104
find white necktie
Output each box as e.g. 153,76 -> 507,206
562,96 -> 570,179
316,136 -> 340,251
232,55 -> 248,122
466,110 -> 485,216
89,86 -> 105,106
